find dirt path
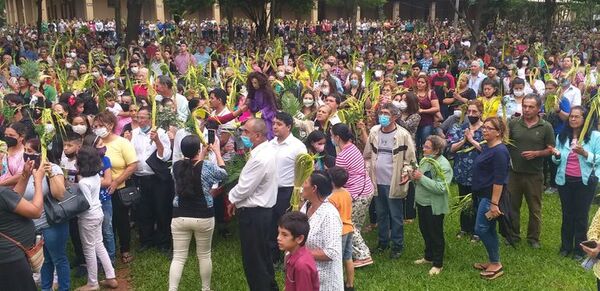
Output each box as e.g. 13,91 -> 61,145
111,264 -> 132,290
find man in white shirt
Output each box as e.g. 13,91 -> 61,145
155,75 -> 189,122
227,118 -> 278,291
268,112 -> 307,266
468,61 -> 487,95
130,107 -> 173,252
560,78 -> 582,107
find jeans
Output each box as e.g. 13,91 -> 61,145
475,198 -> 500,263
101,199 -> 116,262
169,217 -> 215,291
416,125 -> 433,157
375,185 -> 404,250
41,222 -> 70,291
558,176 -> 596,256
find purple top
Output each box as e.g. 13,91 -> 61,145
249,89 -> 277,140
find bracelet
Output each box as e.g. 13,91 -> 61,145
490,201 -> 499,206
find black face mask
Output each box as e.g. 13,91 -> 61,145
121,103 -> 130,112
468,116 -> 480,125
23,153 -> 41,168
65,151 -> 76,159
4,136 -> 17,147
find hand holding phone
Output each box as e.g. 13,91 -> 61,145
581,240 -> 598,248
208,129 -> 216,145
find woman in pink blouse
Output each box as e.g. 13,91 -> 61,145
0,122 -> 27,186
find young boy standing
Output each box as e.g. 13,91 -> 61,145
278,211 -> 319,291
327,166 -> 355,291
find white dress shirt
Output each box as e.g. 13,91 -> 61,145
270,134 -> 307,187
156,93 -> 190,122
562,85 -> 582,107
131,127 -> 172,176
229,141 -> 278,208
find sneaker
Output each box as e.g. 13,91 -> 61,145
558,250 -> 570,257
390,248 -> 403,259
414,258 -> 432,265
470,235 -> 481,243
545,187 -> 558,194
456,231 -> 468,239
353,257 -> 374,268
428,266 -> 442,275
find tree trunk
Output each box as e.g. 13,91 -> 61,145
36,0 -> 42,45
543,0 -> 556,42
226,7 -> 234,42
125,0 -> 143,46
471,0 -> 486,45
350,0 -> 357,35
115,0 -> 122,42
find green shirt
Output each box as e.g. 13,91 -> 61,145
415,155 -> 453,215
508,117 -> 555,173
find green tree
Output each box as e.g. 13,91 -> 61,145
325,0 -> 388,34
164,0 -> 215,23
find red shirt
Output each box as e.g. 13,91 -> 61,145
285,246 -> 319,291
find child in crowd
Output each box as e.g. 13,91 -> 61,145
327,166 -> 355,291
278,211 -> 319,291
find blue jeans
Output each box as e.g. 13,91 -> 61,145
375,185 -> 404,250
416,125 -> 433,156
475,198 -> 500,263
41,222 -> 70,291
102,199 -> 116,263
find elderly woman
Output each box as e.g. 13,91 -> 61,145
412,135 -> 453,276
550,106 -> 600,260
300,171 -> 343,291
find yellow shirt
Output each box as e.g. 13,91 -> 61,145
328,188 -> 354,235
478,96 -> 502,120
294,68 -> 311,89
105,136 -> 138,189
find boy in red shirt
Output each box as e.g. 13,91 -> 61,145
278,211 -> 319,291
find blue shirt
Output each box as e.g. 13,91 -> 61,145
472,144 -> 510,198
99,156 -> 112,202
552,131 -> 600,186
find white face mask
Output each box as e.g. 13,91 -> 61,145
130,67 -> 139,74
93,127 -> 109,138
276,71 -> 285,78
522,59 -> 529,66
92,72 -> 100,78
303,98 -> 314,107
44,124 -> 55,134
513,89 -> 525,97
321,88 -> 330,96
398,100 -> 408,111
69,52 -> 77,58
65,62 -> 72,69
72,124 -> 87,135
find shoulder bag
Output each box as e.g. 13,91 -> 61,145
0,231 -> 44,273
118,186 -> 141,207
44,179 -> 90,225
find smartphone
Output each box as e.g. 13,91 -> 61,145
207,129 -> 216,145
582,240 -> 598,248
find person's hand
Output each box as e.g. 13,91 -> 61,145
42,161 -> 52,176
548,145 -> 560,157
581,241 -> 600,258
33,167 -> 45,185
108,181 -> 119,194
399,173 -> 410,185
520,151 -> 538,160
485,203 -> 502,220
226,203 -> 236,217
209,143 -> 222,156
573,144 -> 587,157
149,129 -> 159,142
22,160 -> 34,177
238,102 -> 248,114
411,169 -> 423,181
357,120 -> 366,131
464,128 -> 473,142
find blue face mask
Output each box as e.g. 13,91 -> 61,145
141,125 -> 151,134
378,115 -> 391,127
241,135 -> 254,148
350,79 -> 359,87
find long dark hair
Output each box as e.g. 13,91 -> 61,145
174,135 -> 202,197
331,123 -> 354,143
558,106 -> 592,145
246,72 -> 277,112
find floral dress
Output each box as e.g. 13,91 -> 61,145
447,122 -> 484,186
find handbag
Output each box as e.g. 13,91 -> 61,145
118,186 -> 141,207
44,181 -> 90,225
0,231 -> 44,273
589,162 -> 598,185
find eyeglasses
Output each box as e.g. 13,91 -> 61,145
482,126 -> 498,131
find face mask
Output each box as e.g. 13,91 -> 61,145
240,135 -> 253,148
276,71 -> 285,78
400,70 -> 407,75
398,100 -> 408,111
69,52 -> 77,58
94,127 -> 109,138
303,98 -> 314,107
121,103 -> 130,112
4,136 -> 17,147
44,124 -> 55,134
65,151 -> 76,159
374,70 -> 383,78
72,124 -> 87,135
140,125 -> 151,134
522,59 -> 529,65
321,88 -> 330,96
313,143 -> 325,153
513,90 -> 524,97
92,72 -> 100,78
378,115 -> 391,127
65,62 -> 73,69
350,79 -> 359,88
130,67 -> 139,74
468,116 -> 480,125
97,146 -> 107,157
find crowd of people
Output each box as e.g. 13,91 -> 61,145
0,15 -> 600,291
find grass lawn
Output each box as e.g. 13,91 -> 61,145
71,187 -> 598,290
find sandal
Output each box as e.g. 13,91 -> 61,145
121,252 -> 134,264
480,267 -> 504,280
473,263 -> 490,270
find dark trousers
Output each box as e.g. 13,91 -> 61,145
112,188 -> 132,253
0,258 -> 36,291
270,186 -> 293,264
417,204 -> 445,268
368,200 -> 377,224
404,182 -> 417,219
136,175 -> 173,249
458,184 -> 477,234
558,176 -> 596,256
238,207 -> 278,291
68,217 -> 85,265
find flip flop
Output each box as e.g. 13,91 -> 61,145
480,267 -> 504,280
121,253 -> 134,264
472,263 -> 489,270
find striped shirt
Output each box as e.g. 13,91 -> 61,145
335,143 -> 374,199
